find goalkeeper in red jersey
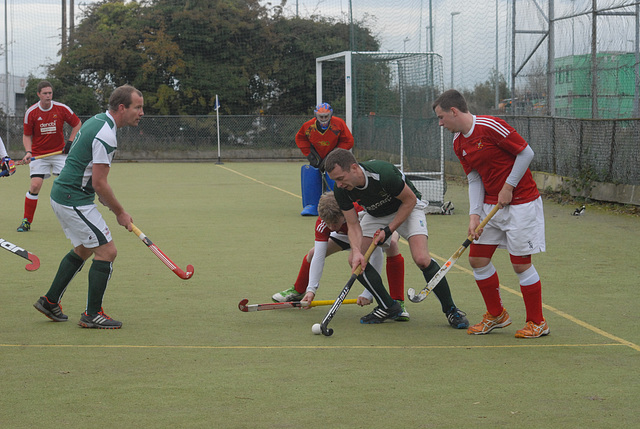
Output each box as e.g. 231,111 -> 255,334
432,89 -> 549,339
295,103 -> 354,216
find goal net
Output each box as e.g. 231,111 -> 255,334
316,51 -> 446,210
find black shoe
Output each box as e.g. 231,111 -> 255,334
78,308 -> 122,329
33,296 -> 68,322
446,307 -> 469,329
360,301 -> 402,324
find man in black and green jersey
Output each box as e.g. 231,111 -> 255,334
33,85 -> 144,329
325,148 -> 468,327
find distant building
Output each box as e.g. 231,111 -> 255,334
0,74 -> 28,116
555,53 -> 639,119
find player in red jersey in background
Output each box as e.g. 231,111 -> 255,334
295,103 -> 354,216
17,80 -> 81,232
272,192 -> 410,320
432,89 -> 549,338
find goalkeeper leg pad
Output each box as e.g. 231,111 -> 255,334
300,165 -> 322,216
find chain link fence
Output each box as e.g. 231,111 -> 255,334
3,114 -> 639,186
500,116 -> 640,186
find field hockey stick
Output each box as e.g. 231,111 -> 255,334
407,204 -> 500,303
15,150 -> 63,165
320,239 -> 378,337
320,170 -> 330,192
238,298 -> 358,312
130,223 -> 194,280
0,238 -> 40,271
307,145 -> 330,192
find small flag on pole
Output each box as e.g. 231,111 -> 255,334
215,94 -> 223,164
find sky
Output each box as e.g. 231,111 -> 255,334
2,0 -> 104,78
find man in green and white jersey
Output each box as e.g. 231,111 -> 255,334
33,85 -> 144,329
325,148 -> 468,328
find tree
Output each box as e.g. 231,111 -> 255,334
48,0 -> 186,114
463,69 -> 510,114
258,15 -> 379,114
43,0 -> 380,116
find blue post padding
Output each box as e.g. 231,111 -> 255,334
301,165 -> 322,208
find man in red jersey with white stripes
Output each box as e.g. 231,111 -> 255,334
17,81 -> 81,232
432,89 -> 549,338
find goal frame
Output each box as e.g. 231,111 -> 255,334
315,51 -> 446,209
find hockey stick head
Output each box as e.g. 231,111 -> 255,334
25,252 -> 40,271
238,299 -> 250,312
179,264 -> 195,280
320,324 -> 333,336
407,287 -> 429,303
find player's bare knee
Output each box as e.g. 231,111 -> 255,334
93,243 -> 117,262
469,256 -> 492,269
414,255 -> 432,270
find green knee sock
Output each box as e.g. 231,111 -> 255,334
86,260 -> 113,315
46,250 -> 85,302
358,264 -> 395,309
422,259 -> 456,312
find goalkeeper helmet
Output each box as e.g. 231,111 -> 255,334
314,103 -> 333,131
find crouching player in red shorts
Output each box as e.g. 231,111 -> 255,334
272,192 -> 409,320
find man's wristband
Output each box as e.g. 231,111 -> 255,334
382,226 -> 392,243
25,151 -> 32,154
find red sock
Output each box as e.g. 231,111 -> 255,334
521,281 -> 544,324
386,254 -> 405,301
24,193 -> 38,223
476,272 -> 504,317
293,255 -> 310,294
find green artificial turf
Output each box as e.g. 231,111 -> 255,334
1,162 -> 638,428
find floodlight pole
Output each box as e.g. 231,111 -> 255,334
450,12 -> 460,88
4,0 -> 9,146
494,0 -> 499,109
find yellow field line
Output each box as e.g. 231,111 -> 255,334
0,343 -> 628,350
216,164 -> 301,199
425,245 -> 640,352
219,165 -> 640,353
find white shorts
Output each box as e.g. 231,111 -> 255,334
475,197 -> 546,256
360,199 -> 429,240
29,154 -> 66,179
50,199 -> 112,248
